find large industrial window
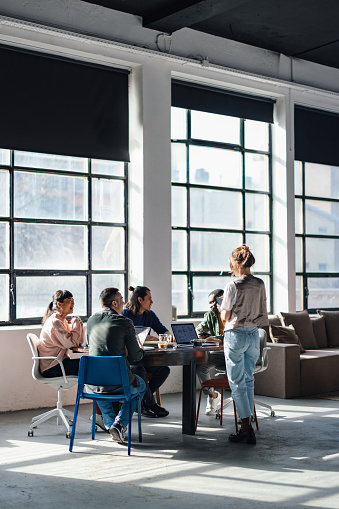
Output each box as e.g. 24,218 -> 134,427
0,148 -> 127,324
295,161 -> 339,311
171,108 -> 272,317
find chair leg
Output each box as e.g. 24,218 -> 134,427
233,400 -> 238,433
69,395 -> 80,452
137,396 -> 142,443
92,401 -> 96,440
195,388 -> 204,431
254,398 -> 275,416
127,399 -> 132,456
253,403 -> 259,431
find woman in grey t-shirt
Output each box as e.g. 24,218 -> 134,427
220,244 -> 268,445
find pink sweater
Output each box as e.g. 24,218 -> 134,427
38,314 -> 85,373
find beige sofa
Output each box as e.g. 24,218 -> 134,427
255,311 -> 339,398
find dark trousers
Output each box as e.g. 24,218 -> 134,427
130,364 -> 170,407
41,357 -> 80,378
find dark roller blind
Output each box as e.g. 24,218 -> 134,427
172,80 -> 274,123
0,46 -> 129,161
295,106 -> 339,166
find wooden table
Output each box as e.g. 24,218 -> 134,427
72,344 -> 223,435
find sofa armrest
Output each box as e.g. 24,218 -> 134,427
254,343 -> 301,398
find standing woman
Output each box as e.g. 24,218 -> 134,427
220,245 -> 268,444
39,290 -> 85,377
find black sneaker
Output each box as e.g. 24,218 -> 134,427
140,401 -> 157,418
149,403 -> 169,418
228,428 -> 256,445
109,421 -> 126,443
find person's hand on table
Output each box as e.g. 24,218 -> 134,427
144,335 -> 159,343
198,331 -> 209,339
166,334 -> 175,343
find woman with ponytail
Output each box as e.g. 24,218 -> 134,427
39,290 -> 85,377
220,245 -> 268,445
123,285 -> 170,418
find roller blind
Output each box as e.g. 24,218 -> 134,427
295,106 -> 339,166
0,46 -> 129,161
172,80 -> 274,123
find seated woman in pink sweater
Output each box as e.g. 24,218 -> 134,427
39,290 -> 85,378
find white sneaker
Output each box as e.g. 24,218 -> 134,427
90,413 -> 108,432
205,392 -> 221,415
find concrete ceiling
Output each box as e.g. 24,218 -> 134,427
82,0 -> 339,70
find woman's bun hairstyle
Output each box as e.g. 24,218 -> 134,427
128,286 -> 135,292
229,244 -> 255,271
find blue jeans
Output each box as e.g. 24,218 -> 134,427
87,376 -> 146,428
224,327 -> 259,419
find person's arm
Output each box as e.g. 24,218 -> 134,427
52,316 -> 84,348
148,310 -> 168,335
196,312 -> 212,337
220,282 -> 236,323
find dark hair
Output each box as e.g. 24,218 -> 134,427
208,288 -> 224,300
125,285 -> 150,316
229,244 -> 255,272
99,288 -> 120,309
42,290 -> 73,324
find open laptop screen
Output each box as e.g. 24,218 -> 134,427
171,323 -> 198,344
134,326 -> 151,345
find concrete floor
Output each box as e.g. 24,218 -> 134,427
1,392 -> 339,509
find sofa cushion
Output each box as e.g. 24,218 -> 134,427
280,311 -> 318,350
317,310 -> 339,347
269,324 -> 305,353
268,315 -> 283,327
311,316 -> 328,348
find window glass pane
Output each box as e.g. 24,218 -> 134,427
294,161 -> 302,195
245,153 -> 269,191
0,149 -> 10,165
305,162 -> 339,199
308,277 -> 339,309
295,237 -> 303,272
0,222 -> 9,269
0,274 -> 9,321
14,151 -> 87,172
305,199 -> 339,235
172,230 -> 187,271
14,172 -> 87,220
296,276 -> 303,311
92,274 -> 124,314
172,186 -> 187,227
245,194 -> 269,231
171,143 -> 186,183
92,226 -> 124,270
244,120 -> 269,151
172,275 -> 188,315
14,224 -> 87,270
16,276 -> 86,319
306,238 -> 339,272
92,159 -> 124,176
192,275 -> 231,314
191,231 -> 242,271
171,107 -> 187,139
190,189 -> 242,229
0,170 -> 9,216
92,179 -> 124,223
295,198 -> 303,235
246,234 -> 270,271
191,111 -> 240,145
189,146 -> 241,188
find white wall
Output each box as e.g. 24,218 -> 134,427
1,0 -> 339,411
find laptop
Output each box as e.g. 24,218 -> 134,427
134,326 -> 151,345
171,323 -> 216,347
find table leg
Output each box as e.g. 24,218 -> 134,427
182,360 -> 196,435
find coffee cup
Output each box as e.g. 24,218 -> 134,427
191,339 -> 203,347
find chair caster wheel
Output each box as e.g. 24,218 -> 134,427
28,430 -> 33,437
251,416 -> 255,422
271,411 -> 275,417
66,432 -> 71,439
216,412 -> 220,420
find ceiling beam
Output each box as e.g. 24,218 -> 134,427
143,0 -> 251,33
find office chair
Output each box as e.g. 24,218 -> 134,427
69,355 -> 143,456
26,333 -> 78,438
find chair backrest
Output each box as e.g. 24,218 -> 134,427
255,328 -> 269,374
26,333 -> 43,381
78,355 -> 131,397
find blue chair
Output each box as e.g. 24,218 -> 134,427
69,355 -> 142,455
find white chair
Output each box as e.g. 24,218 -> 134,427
26,333 -> 78,438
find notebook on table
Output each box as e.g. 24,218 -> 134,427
171,323 -> 216,347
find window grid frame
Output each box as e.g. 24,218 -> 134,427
295,160 -> 339,312
0,150 -> 128,325
172,109 -> 273,318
